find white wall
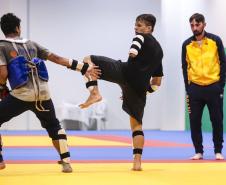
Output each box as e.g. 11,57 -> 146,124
160,0 -> 208,130
1,0 -> 225,130
204,0 -> 226,43
28,0 -> 163,130
0,0 -> 31,130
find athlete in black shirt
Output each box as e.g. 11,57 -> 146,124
80,14 -> 163,170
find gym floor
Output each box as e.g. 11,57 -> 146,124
0,130 -> 226,185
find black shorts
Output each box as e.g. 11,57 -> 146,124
91,55 -> 146,123
0,95 -> 61,132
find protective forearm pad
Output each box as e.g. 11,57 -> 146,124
68,59 -> 78,70
80,63 -> 89,75
68,59 -> 89,75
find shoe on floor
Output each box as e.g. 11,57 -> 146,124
59,161 -> 73,173
190,153 -> 203,160
215,153 -> 224,160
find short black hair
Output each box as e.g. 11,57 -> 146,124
136,14 -> 156,31
189,13 -> 205,23
0,13 -> 21,35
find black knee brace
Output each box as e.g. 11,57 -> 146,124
0,136 -> 3,162
133,148 -> 143,155
132,130 -> 144,138
48,128 -> 70,161
0,135 -> 2,152
56,129 -> 70,160
46,126 -> 62,140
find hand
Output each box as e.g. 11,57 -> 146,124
85,64 -> 102,79
147,85 -> 159,94
0,84 -> 9,100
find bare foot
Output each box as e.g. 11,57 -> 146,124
0,161 -> 6,170
215,153 -> 224,160
190,153 -> 203,160
132,156 -> 142,171
79,93 -> 102,109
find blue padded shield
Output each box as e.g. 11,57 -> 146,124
32,58 -> 49,81
7,56 -> 30,89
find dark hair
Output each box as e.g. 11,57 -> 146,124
136,14 -> 156,31
189,13 -> 205,23
0,13 -> 21,35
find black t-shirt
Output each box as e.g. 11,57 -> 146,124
123,33 -> 163,94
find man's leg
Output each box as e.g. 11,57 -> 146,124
130,116 -> 144,171
187,92 -> 205,158
206,86 -> 224,159
80,56 -> 102,108
80,55 -> 125,108
33,99 -> 72,173
0,135 -> 5,170
0,95 -> 30,170
51,129 -> 73,172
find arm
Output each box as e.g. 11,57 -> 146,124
33,42 -> 90,75
129,34 -> 144,58
182,42 -> 189,92
0,65 -> 9,99
33,41 -> 100,77
216,37 -> 226,90
47,53 -> 71,67
147,64 -> 163,93
0,65 -> 8,84
147,77 -> 162,93
47,53 -> 93,75
47,53 -> 101,78
151,76 -> 162,86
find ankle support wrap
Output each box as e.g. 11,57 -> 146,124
86,81 -> 98,89
60,152 -> 70,160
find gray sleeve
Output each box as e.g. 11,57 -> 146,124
0,47 -> 7,66
32,41 -> 50,60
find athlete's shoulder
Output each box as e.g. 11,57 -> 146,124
133,34 -> 145,43
205,32 -> 222,42
182,36 -> 194,47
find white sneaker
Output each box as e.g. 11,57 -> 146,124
190,153 -> 203,160
215,153 -> 224,160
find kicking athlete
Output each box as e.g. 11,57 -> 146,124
79,14 -> 164,170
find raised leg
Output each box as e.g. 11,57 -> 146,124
80,56 -> 102,109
